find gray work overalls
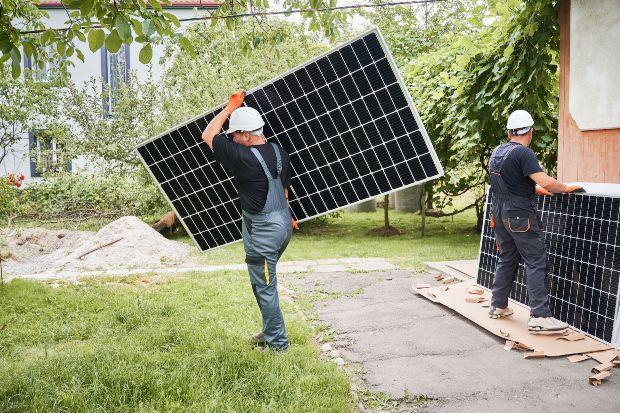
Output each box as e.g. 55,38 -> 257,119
488,142 -> 553,318
242,143 -> 293,350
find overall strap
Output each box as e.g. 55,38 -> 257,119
250,147 -> 274,180
270,142 -> 282,177
490,143 -> 519,175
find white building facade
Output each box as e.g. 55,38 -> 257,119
1,0 -> 218,183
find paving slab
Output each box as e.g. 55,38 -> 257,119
285,269 -> 620,412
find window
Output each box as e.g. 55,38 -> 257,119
101,44 -> 131,115
29,131 -> 71,178
23,48 -> 64,80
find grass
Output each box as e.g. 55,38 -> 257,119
1,207 -> 479,411
195,208 -> 480,270
0,272 -> 351,412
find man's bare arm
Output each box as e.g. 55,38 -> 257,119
202,109 -> 232,149
530,172 -> 567,193
201,90 -> 245,149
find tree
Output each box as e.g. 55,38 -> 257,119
1,0 -> 348,79
60,72 -> 161,173
404,0 -> 560,230
157,20 -> 332,127
0,61 -> 67,165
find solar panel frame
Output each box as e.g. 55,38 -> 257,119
136,28 -> 444,252
476,191 -> 620,347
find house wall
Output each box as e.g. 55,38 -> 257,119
1,6 -> 213,183
557,0 -> 620,183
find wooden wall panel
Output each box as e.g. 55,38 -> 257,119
557,0 -> 620,183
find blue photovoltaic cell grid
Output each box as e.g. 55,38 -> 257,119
136,29 -> 443,252
477,192 -> 620,344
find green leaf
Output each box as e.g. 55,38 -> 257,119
10,47 -> 21,79
105,30 -> 122,53
76,49 -> 85,62
139,43 -> 153,64
503,44 -> 514,60
0,33 -> 11,53
88,28 -> 105,52
178,37 -> 195,58
80,0 -> 95,15
22,41 -> 35,58
163,12 -> 180,28
116,14 -> 132,41
142,19 -> 156,37
75,30 -> 86,42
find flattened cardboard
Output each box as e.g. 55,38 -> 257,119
587,349 -> 620,364
416,283 -> 431,289
416,279 -> 611,357
589,371 -> 611,386
465,297 -> 487,303
591,362 -> 614,373
434,274 -> 444,281
523,351 -> 545,359
557,332 -> 586,342
466,287 -> 485,295
504,340 -> 515,351
567,354 -> 589,363
446,261 -> 478,277
443,277 -> 456,285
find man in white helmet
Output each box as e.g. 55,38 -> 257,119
487,109 -> 583,331
202,90 -> 297,351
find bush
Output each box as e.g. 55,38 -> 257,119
23,169 -> 168,218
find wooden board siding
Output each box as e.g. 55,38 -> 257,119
557,0 -> 620,183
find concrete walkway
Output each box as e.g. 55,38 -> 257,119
285,269 -> 620,413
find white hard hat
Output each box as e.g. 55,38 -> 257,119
506,109 -> 534,133
225,106 -> 265,134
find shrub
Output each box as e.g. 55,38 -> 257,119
23,169 -> 168,218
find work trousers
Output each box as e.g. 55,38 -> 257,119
491,198 -> 553,318
242,208 -> 292,350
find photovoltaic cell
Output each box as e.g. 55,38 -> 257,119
136,29 -> 443,253
477,192 -> 620,346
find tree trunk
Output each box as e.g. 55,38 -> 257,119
475,199 -> 484,233
425,184 -> 434,210
420,184 -> 426,236
383,195 -> 389,229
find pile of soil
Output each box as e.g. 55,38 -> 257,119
1,216 -> 193,276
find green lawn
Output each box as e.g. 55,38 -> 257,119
195,209 -> 480,270
0,271 -> 350,412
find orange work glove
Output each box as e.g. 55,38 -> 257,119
565,185 -> 585,193
535,185 -> 553,196
291,218 -> 299,230
225,90 -> 245,113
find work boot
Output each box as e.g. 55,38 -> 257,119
252,331 -> 265,344
488,306 -> 514,319
528,317 -> 568,332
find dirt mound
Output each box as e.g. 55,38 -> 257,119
2,216 -> 193,276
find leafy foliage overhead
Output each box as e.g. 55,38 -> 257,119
0,0 -> 348,78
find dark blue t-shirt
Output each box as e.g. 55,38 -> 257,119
212,134 -> 291,213
493,142 -> 543,198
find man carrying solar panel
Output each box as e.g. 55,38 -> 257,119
200,90 -> 296,352
487,109 -> 583,332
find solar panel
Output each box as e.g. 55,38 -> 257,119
136,28 -> 443,252
477,192 -> 620,346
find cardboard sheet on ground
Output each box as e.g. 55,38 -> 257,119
446,261 -> 478,278
416,279 -> 610,357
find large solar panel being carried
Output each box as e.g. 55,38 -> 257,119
477,192 -> 620,347
136,28 -> 444,251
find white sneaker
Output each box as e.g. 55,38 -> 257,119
488,306 -> 514,319
528,317 -> 568,332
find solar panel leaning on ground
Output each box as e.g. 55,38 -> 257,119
136,28 -> 444,252
477,192 -> 620,346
